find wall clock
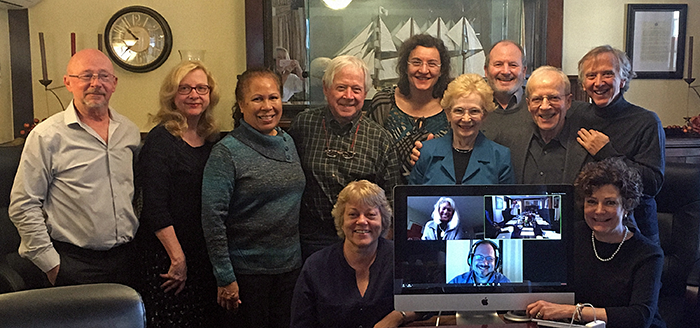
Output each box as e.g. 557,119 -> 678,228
104,6 -> 172,73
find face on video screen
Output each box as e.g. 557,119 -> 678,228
471,243 -> 497,280
438,202 -> 455,223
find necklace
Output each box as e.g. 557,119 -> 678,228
437,223 -> 447,239
591,226 -> 628,262
453,147 -> 472,154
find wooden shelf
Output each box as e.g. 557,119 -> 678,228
666,137 -> 700,164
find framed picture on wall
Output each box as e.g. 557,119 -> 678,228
625,4 -> 688,79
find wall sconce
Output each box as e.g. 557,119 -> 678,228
323,0 -> 351,10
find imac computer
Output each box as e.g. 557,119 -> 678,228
394,184 -> 575,324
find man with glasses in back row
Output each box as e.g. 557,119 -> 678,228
288,55 -> 401,260
9,49 -> 140,286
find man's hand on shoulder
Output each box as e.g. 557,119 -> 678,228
409,134 -> 433,166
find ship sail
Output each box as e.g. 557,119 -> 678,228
377,17 -> 397,52
425,18 -> 455,51
335,22 -> 373,57
394,18 -> 421,44
447,17 -> 485,75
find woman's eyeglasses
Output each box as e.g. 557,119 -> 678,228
407,59 -> 441,69
178,85 -> 211,95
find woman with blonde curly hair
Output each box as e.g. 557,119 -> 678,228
409,73 -> 514,185
136,60 -> 222,327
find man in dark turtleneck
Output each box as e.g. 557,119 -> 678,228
575,45 -> 665,245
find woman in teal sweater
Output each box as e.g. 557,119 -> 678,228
201,68 -> 305,328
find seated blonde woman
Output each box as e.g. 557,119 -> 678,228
291,180 -> 422,327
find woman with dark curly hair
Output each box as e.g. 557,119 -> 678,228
527,158 -> 665,328
369,34 -> 452,180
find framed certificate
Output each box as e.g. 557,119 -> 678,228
625,4 -> 687,79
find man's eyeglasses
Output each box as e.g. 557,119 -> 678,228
322,117 -> 360,161
68,72 -> 114,83
178,85 -> 211,95
407,59 -> 441,69
473,255 -> 495,263
324,149 -> 356,159
528,95 -> 564,106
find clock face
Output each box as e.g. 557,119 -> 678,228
105,6 -> 172,73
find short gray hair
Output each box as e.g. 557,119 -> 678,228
577,45 -> 635,92
322,55 -> 371,92
526,65 -> 571,97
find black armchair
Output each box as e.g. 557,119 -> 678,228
0,283 -> 145,328
0,140 -> 49,293
656,162 -> 700,328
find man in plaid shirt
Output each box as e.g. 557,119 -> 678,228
288,55 -> 401,260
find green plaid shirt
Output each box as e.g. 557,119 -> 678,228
288,106 -> 401,244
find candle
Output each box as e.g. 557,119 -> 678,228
98,34 -> 103,51
689,36 -> 694,79
39,32 -> 48,81
71,32 -> 76,56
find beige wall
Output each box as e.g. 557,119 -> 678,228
0,10 -> 12,143
4,0 -> 697,139
563,0 -> 700,126
27,0 -> 245,133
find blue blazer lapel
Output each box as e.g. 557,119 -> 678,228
437,132 -> 457,183
461,132 -> 489,183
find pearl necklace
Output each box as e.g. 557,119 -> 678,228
591,226 -> 628,262
453,147 -> 473,154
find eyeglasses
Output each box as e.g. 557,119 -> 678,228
322,117 -> 360,160
451,107 -> 483,118
324,149 -> 356,159
178,84 -> 211,95
528,95 -> 564,106
407,59 -> 441,69
473,255 -> 495,263
68,72 -> 114,83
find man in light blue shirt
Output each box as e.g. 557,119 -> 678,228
449,240 -> 511,284
9,49 -> 140,286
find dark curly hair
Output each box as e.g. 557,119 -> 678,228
396,34 -> 451,99
574,158 -> 643,216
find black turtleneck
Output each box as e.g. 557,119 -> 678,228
576,95 -> 665,240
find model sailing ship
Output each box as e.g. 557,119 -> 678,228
334,15 -> 485,92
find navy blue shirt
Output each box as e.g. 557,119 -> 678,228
291,238 -> 394,328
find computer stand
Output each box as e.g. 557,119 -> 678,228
455,311 -> 505,325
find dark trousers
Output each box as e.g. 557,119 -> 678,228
224,268 -> 301,328
52,240 -> 136,288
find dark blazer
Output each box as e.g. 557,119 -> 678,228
409,130 -> 515,185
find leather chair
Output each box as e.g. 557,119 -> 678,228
0,140 -> 49,293
0,283 -> 145,328
656,161 -> 700,328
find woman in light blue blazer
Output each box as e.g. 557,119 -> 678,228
409,74 -> 514,185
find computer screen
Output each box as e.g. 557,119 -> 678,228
394,184 -> 575,313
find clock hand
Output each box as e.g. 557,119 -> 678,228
121,44 -> 134,57
126,28 -> 139,40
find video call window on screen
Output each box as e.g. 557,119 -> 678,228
406,194 -> 562,241
394,185 -> 574,313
